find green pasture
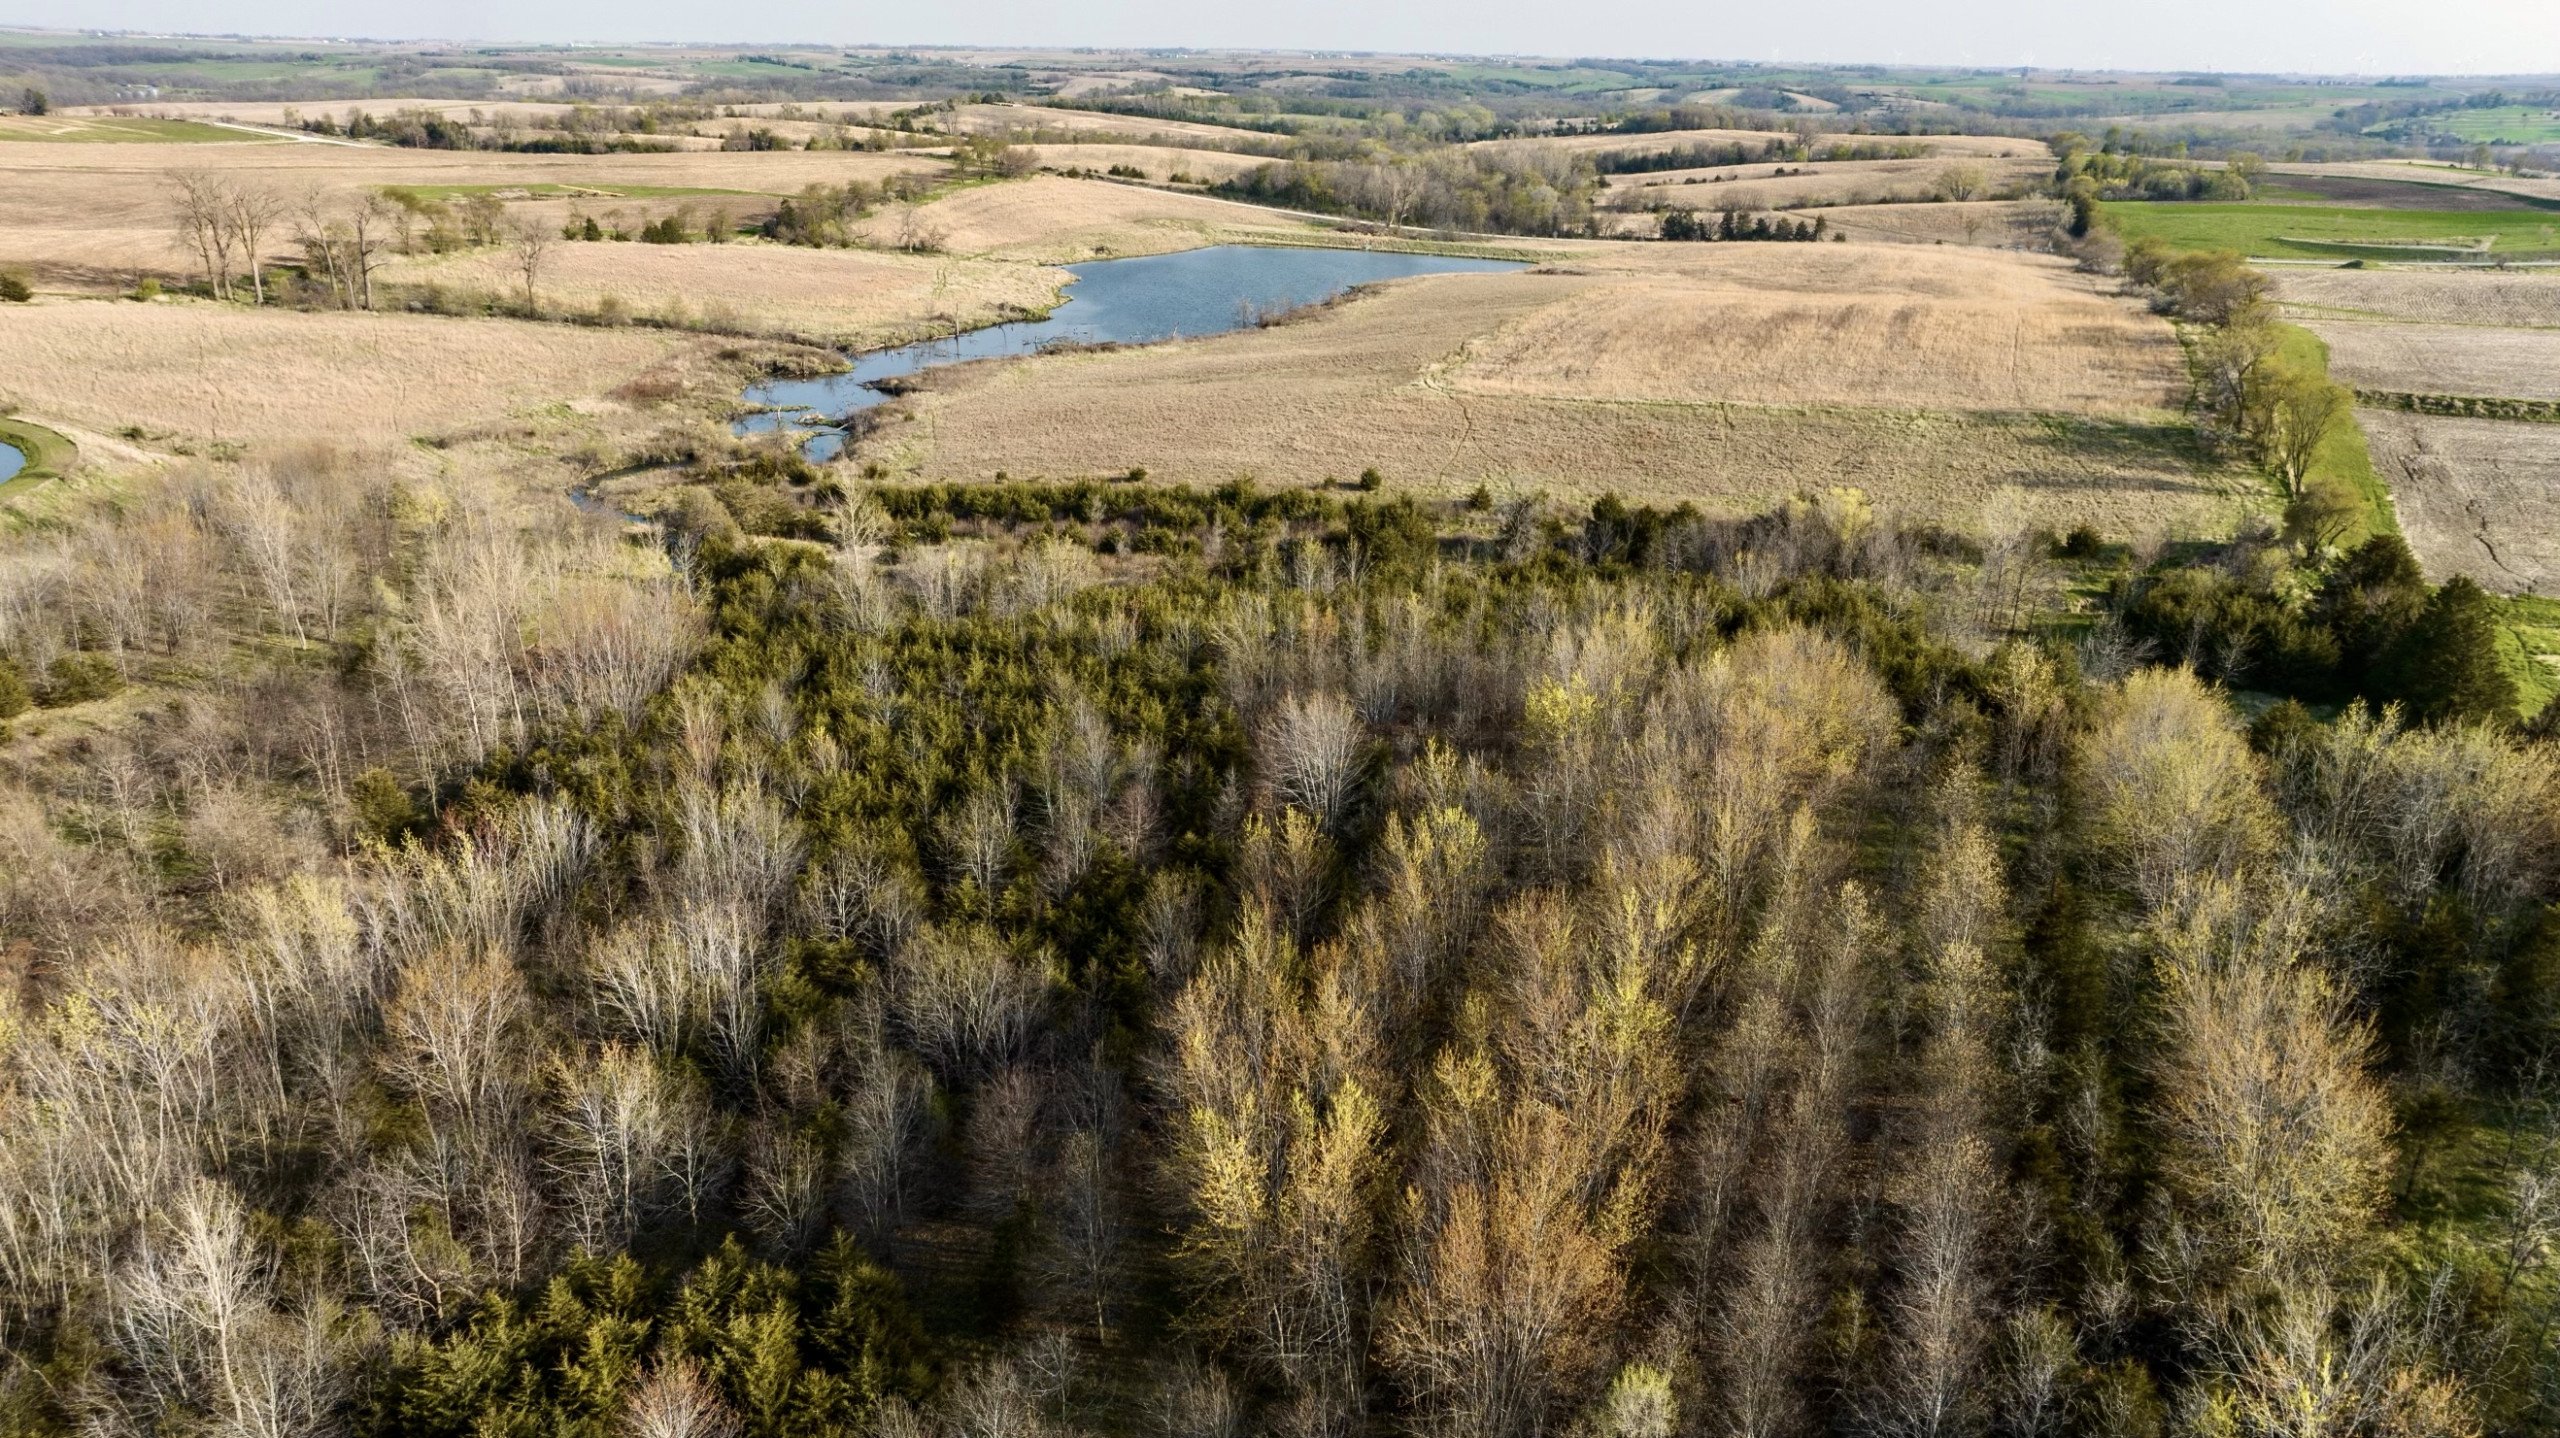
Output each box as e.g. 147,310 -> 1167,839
2112,201 -> 2560,261
2427,106 -> 2560,145
2496,594 -> 2560,721
0,115 -> 259,143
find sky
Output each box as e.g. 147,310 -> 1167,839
13,0 -> 2560,76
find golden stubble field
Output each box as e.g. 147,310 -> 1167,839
0,298 -> 729,477
1024,144 -> 1269,183
381,241 -> 1071,348
854,242 -> 2243,535
942,102 -> 1268,147
0,139 -> 942,286
1813,199 -> 2065,247
847,174 -> 1347,260
1495,128 -> 2042,160
1443,243 -> 2183,413
1601,155 -> 2053,213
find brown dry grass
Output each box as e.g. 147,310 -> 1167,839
1051,71 -> 1182,98
1603,156 -> 2053,212
0,141 -> 941,288
82,99 -> 943,146
855,243 -> 2238,536
1024,145 -> 1268,183
850,174 -> 1340,261
1809,199 -> 2066,248
1495,129 -> 2041,160
943,103 -> 1265,147
381,241 -> 1069,348
2273,267 -> 2560,329
1446,244 -> 2184,414
0,297 -> 694,457
2308,321 -> 2560,401
80,98 -> 583,125
2360,409 -> 2560,594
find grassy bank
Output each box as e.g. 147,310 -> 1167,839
2497,593 -> 2560,721
2265,321 -> 2397,540
0,417 -> 77,494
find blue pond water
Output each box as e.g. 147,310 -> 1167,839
0,443 -> 23,485
736,244 -> 1527,461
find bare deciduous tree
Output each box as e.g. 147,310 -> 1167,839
1262,690 -> 1365,834
620,1356 -> 743,1438
509,215 -> 552,310
170,170 -> 236,299
223,181 -> 283,304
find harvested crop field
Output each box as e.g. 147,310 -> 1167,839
945,103 -> 1265,147
2308,321 -> 2560,401
857,244 -> 2241,534
1026,144 -> 1267,183
2272,267 -> 2560,329
2256,172 -> 2556,212
2361,409 -> 2560,594
1604,155 -> 2051,211
79,98 -> 587,125
1445,244 -> 2184,414
0,299 -> 693,456
1813,199 -> 2063,247
382,241 -> 1068,347
2264,161 -> 2560,207
848,174 -> 1338,260
1494,129 -> 2037,160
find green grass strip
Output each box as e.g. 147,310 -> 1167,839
2495,594 -> 2560,722
0,417 -> 76,494
2264,322 -> 2397,541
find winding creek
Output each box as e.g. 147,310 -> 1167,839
734,244 -> 1528,461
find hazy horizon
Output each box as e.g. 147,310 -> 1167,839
9,0 -> 2560,78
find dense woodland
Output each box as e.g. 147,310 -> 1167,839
2,459 -> 2557,1438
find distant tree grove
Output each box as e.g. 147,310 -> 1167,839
0,468 -> 2557,1438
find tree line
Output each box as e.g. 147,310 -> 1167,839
163,170 -> 564,311
1215,146 -> 1597,236
1657,209 -> 1836,242
1591,136 -> 1933,176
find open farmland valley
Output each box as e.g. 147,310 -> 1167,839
4,26 -> 2560,1438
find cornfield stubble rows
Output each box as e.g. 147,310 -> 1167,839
2360,409 -> 2560,596
2273,266 -> 2560,328
2309,322 -> 2560,402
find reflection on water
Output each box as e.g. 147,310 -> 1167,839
736,244 -> 1527,461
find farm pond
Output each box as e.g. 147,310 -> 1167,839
735,244 -> 1528,461
0,444 -> 21,485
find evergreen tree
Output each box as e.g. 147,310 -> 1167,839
2374,575 -> 2518,726
2312,533 -> 2429,689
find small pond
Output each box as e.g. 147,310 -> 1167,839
736,244 -> 1527,461
0,443 -> 24,485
